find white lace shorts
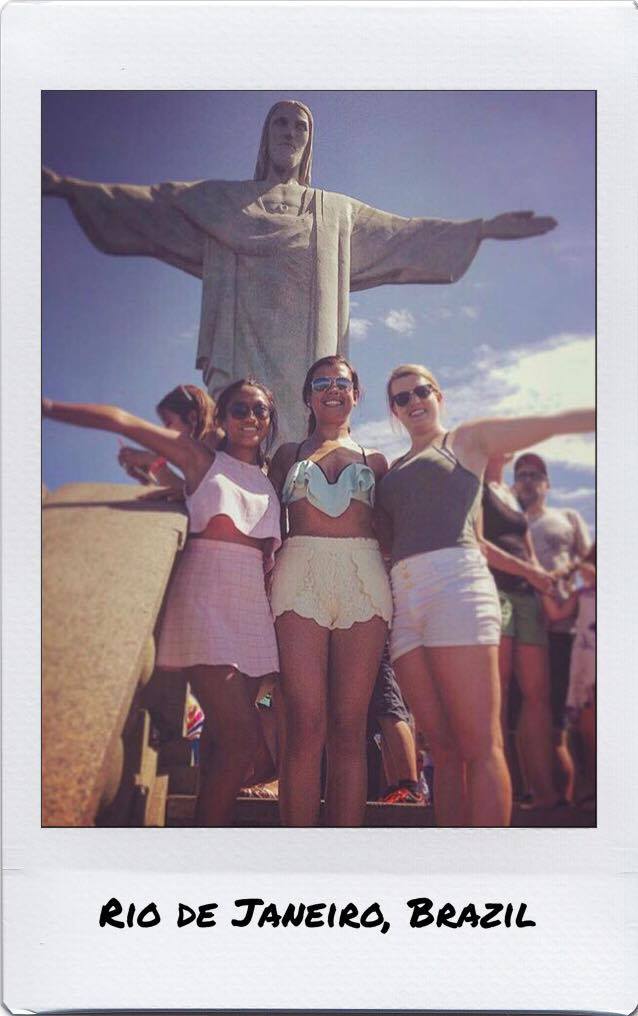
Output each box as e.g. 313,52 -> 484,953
389,546 -> 501,661
270,536 -> 393,630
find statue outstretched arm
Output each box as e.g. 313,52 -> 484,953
349,202 -> 557,292
350,203 -> 483,291
42,167 -> 206,278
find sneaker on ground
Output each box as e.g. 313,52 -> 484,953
382,786 -> 426,805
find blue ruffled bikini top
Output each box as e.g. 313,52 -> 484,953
281,444 -> 376,518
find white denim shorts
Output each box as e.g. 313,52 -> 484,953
389,546 -> 501,661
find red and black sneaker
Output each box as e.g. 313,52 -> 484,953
382,786 -> 426,805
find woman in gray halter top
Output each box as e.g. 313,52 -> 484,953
376,363 -> 594,827
269,355 -> 392,827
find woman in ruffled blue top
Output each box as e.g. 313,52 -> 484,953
269,355 -> 392,827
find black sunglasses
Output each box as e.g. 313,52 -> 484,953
310,376 -> 354,394
391,383 -> 435,408
228,400 -> 271,421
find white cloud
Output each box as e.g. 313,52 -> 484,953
349,317 -> 373,341
550,486 -> 596,502
355,333 -> 595,471
432,306 -> 453,321
383,309 -> 416,335
460,305 -> 480,320
352,417 -> 409,464
173,324 -> 198,343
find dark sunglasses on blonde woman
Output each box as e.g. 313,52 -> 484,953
391,383 -> 435,408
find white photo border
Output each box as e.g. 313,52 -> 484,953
2,2 -> 637,1013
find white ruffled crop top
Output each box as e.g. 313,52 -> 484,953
186,449 -> 281,550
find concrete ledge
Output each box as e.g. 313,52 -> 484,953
43,482 -> 189,826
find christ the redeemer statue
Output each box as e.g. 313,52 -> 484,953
43,99 -> 556,441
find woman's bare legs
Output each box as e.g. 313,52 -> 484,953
189,665 -> 262,827
515,642 -> 557,807
275,612 -> 329,827
393,647 -> 468,826
426,644 -> 512,827
325,616 -> 387,826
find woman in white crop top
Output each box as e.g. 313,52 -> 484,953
43,378 -> 281,827
268,355 -> 393,827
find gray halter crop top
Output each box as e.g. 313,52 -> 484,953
376,433 -> 481,565
281,444 -> 376,518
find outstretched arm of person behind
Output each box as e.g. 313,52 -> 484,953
480,539 -> 555,594
117,445 -> 185,491
42,397 -> 210,487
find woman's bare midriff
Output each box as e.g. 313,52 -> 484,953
287,499 -> 377,539
189,513 -> 265,550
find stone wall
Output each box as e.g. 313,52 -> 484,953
42,483 -> 189,826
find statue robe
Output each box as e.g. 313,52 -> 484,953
62,177 -> 483,442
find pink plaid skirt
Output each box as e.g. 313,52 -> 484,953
156,540 -> 279,677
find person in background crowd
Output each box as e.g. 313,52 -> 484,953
513,453 -> 592,804
367,648 -> 423,805
269,355 -> 392,827
541,543 -> 596,808
480,454 -> 558,808
117,384 -> 222,494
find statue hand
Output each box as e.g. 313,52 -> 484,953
481,210 -> 557,240
42,166 -> 66,197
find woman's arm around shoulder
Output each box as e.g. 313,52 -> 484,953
268,442 -> 299,496
366,450 -> 388,483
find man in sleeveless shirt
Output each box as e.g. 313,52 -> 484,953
513,453 -> 591,802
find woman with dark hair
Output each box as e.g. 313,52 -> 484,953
117,383 -> 219,490
268,355 -> 392,827
43,378 -> 281,826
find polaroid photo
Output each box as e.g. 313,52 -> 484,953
2,2 -> 637,1013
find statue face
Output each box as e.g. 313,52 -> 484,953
267,103 -> 310,174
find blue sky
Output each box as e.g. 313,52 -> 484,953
42,90 -> 595,531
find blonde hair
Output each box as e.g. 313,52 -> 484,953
254,100 -> 314,186
386,364 -> 443,410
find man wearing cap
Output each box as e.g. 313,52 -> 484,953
513,453 -> 591,802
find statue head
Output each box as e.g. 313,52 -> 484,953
254,100 -> 314,185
